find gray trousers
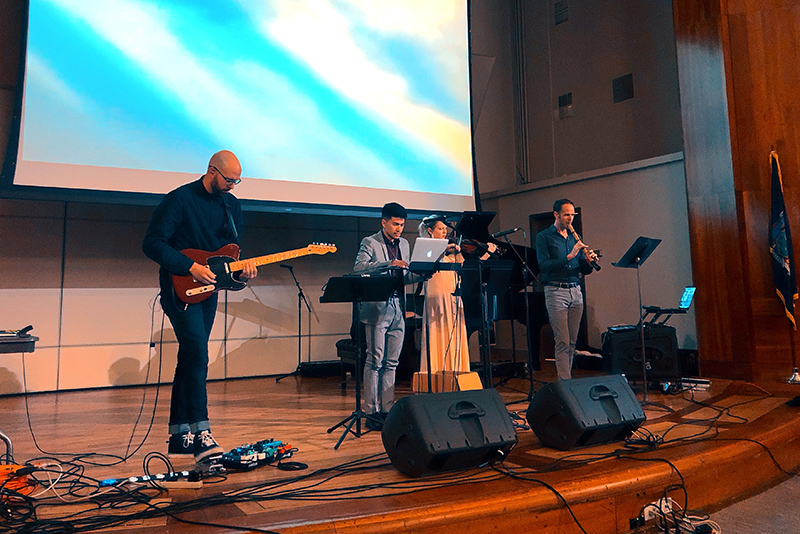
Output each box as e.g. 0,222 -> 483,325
544,285 -> 584,380
362,297 -> 405,414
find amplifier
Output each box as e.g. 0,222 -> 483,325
602,324 -> 680,381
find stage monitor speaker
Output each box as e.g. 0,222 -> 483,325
382,389 -> 518,477
602,324 -> 680,381
527,375 -> 645,451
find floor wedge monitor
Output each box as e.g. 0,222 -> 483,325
527,375 -> 645,451
382,389 -> 517,477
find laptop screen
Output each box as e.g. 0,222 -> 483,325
410,238 -> 449,263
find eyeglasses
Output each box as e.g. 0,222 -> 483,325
210,165 -> 242,185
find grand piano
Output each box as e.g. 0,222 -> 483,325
453,212 -> 549,374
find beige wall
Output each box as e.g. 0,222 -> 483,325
483,154 -> 696,352
0,198 -> 376,394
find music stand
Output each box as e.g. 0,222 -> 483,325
454,211 -> 496,244
408,262 -> 462,393
320,275 -> 401,449
612,236 -> 662,403
460,259 -> 514,387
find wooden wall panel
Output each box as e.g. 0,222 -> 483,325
674,0 -> 800,381
673,0 -> 754,379
727,2 -> 800,382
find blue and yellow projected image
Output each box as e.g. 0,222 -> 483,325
22,0 -> 473,199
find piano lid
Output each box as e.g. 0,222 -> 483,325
454,211 -> 496,243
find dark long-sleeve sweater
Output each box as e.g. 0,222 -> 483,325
142,178 -> 242,293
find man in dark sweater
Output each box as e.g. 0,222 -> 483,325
143,150 -> 257,462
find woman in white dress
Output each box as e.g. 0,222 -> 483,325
417,216 -> 471,381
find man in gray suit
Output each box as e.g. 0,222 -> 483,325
353,202 -> 412,431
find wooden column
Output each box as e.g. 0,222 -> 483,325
673,0 -> 800,381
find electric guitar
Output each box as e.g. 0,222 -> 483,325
172,243 -> 337,304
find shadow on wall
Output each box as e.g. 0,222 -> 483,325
108,358 -> 146,386
107,327 -> 178,386
219,297 -> 295,332
0,367 -> 23,395
209,336 -> 270,379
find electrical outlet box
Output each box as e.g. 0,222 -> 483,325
643,498 -> 673,521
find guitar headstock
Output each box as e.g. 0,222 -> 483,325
307,243 -> 337,255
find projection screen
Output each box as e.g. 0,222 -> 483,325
6,0 -> 476,213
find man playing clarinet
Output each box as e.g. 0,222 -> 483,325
535,199 -> 599,380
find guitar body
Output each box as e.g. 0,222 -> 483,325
171,242 -> 337,304
173,244 -> 245,305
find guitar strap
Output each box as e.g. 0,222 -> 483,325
222,196 -> 239,243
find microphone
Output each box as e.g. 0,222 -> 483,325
281,264 -> 293,270
491,227 -> 522,239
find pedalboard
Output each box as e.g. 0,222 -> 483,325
220,438 -> 294,470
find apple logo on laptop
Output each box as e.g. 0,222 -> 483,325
427,250 -> 433,258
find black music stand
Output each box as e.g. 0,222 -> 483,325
321,275 -> 402,449
612,236 -> 662,403
460,259 -> 514,387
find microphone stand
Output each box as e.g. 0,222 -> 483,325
276,265 -> 315,382
496,232 -> 540,400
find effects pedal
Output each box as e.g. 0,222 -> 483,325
220,438 -> 294,470
196,455 -> 226,476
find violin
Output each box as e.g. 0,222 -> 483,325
448,237 -> 500,258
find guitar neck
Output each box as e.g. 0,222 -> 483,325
228,247 -> 312,272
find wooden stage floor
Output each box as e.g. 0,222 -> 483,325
3,370 -> 800,533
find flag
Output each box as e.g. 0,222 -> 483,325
769,150 -> 798,329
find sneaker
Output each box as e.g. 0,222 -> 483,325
193,430 -> 223,463
167,431 -> 194,456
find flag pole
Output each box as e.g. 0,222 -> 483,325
769,150 -> 800,385
787,327 -> 800,384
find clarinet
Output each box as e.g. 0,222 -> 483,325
568,225 -> 601,271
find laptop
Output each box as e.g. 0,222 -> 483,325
679,286 -> 696,309
610,286 -> 696,331
410,237 -> 449,264
408,237 -> 450,274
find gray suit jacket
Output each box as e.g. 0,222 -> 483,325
353,231 -> 412,325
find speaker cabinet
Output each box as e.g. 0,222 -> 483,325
602,324 -> 680,381
382,389 -> 518,477
527,375 -> 645,451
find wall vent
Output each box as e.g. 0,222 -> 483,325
556,92 -> 573,120
554,1 -> 568,25
612,73 -> 635,103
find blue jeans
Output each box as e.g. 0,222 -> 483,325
544,285 -> 584,380
362,297 -> 405,414
161,290 -> 217,435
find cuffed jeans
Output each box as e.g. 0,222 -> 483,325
362,296 -> 405,414
161,290 -> 217,435
544,285 -> 584,380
